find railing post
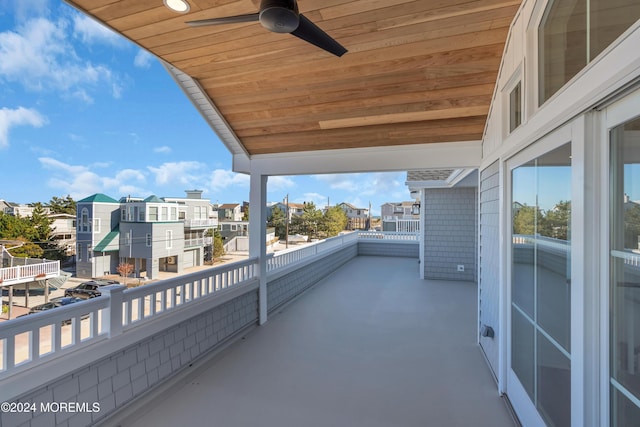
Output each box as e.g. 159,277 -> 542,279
100,284 -> 126,338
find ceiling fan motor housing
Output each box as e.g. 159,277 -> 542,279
259,0 -> 300,33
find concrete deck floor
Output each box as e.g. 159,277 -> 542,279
123,256 -> 516,427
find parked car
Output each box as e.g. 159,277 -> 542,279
28,296 -> 83,313
19,296 -> 88,325
64,280 -> 120,299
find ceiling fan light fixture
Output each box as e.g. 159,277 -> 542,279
259,2 -> 299,33
164,0 -> 190,13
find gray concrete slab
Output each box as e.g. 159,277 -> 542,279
125,256 -> 516,427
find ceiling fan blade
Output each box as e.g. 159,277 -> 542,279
186,13 -> 260,27
291,14 -> 347,57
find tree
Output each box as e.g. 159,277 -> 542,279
267,206 -> 286,239
6,238 -> 44,258
212,229 -> 225,259
117,262 -> 134,285
29,203 -> 53,243
625,204 -> 640,249
0,213 -> 32,240
48,195 -> 76,215
545,200 -> 570,240
320,206 -> 348,237
513,205 -> 547,236
295,202 -> 322,239
242,205 -> 249,221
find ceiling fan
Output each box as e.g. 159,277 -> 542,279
186,0 -> 347,57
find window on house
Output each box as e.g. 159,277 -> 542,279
510,81 -> 522,132
146,233 -> 152,247
121,208 -> 126,221
149,206 -> 158,221
171,207 -> 177,221
179,211 -> 186,220
80,208 -> 90,233
138,209 -> 145,222
166,230 -> 173,249
77,243 -> 83,261
93,218 -> 101,234
161,207 -> 168,221
539,0 -> 640,105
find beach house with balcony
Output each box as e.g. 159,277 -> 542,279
3,1 -> 640,426
76,191 -> 217,280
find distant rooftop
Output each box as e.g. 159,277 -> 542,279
78,193 -> 119,203
406,170 -> 455,182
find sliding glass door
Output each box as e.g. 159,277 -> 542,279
609,115 -> 640,426
509,137 -> 572,426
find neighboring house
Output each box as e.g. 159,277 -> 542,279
218,221 -> 249,241
337,202 -> 370,230
0,199 -> 14,214
76,191 -> 217,280
380,202 -> 419,232
266,202 -> 305,222
3,204 -> 51,217
49,213 -> 76,256
214,203 -> 243,222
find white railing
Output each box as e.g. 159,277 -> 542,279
358,231 -> 419,241
0,260 -> 60,285
0,231 -> 416,380
397,219 -> 420,233
184,219 -> 218,228
0,258 -> 258,380
0,296 -> 108,377
512,234 -> 570,255
611,250 -> 640,267
267,232 -> 360,272
184,236 -> 213,247
121,258 -> 257,330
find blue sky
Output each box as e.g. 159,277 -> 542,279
0,0 -> 410,215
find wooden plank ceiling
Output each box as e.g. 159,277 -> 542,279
67,0 -> 521,155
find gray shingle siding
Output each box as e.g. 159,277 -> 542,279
423,187 -> 478,281
478,161 -> 500,379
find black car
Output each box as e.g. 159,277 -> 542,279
64,280 -> 120,299
21,296 -> 90,325
28,296 -> 83,313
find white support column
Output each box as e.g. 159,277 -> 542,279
249,173 -> 268,325
419,188 -> 426,280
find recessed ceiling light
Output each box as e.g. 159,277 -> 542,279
164,0 -> 190,13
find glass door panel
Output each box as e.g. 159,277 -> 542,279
610,116 -> 640,426
511,143 -> 572,427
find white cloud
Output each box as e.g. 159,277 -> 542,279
134,50 -> 154,69
209,169 -> 250,192
0,106 -> 47,148
312,173 -> 361,192
148,161 -> 207,186
312,172 -> 408,200
0,17 -> 121,101
39,157 -> 148,199
72,14 -> 122,46
153,146 -> 172,154
268,176 -> 295,191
